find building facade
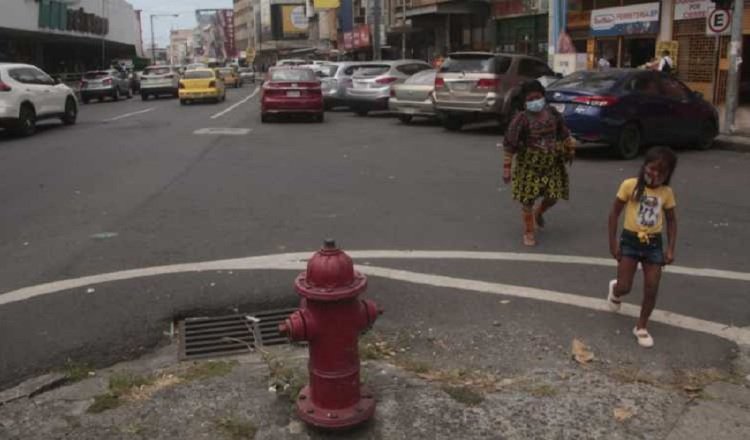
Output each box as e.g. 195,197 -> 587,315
169,29 -> 194,65
235,0 -> 253,58
0,0 -> 143,73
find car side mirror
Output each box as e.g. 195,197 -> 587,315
555,72 -> 563,79
53,77 -> 61,85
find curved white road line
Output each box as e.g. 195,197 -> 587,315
1,250 -> 748,308
210,87 -> 259,120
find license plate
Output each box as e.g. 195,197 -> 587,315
286,91 -> 301,97
551,103 -> 565,113
451,82 -> 469,91
403,107 -> 416,114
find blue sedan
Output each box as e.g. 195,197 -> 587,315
546,69 -> 719,159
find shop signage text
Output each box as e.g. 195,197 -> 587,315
591,2 -> 660,37
38,0 -> 109,36
675,0 -> 712,21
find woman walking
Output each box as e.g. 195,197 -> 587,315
502,80 -> 575,246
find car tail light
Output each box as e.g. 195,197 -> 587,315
375,76 -> 398,85
476,78 -> 499,89
434,77 -> 445,89
103,78 -> 112,86
209,81 -> 216,88
572,95 -> 619,107
0,81 -> 10,92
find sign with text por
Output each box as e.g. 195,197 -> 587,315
675,0 -> 712,21
591,2 -> 660,37
706,8 -> 731,36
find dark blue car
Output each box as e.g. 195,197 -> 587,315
546,69 -> 718,159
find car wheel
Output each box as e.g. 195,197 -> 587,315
180,99 -> 188,105
443,116 -> 463,131
398,114 -> 413,124
15,105 -> 36,137
141,93 -> 149,101
127,88 -> 133,99
315,113 -> 324,123
62,98 -> 77,125
693,120 -> 717,150
613,123 -> 641,160
261,113 -> 270,123
112,88 -> 120,101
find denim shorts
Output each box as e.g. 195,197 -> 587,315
620,230 -> 664,265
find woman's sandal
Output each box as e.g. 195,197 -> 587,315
607,279 -> 621,312
523,233 -> 536,246
632,327 -> 654,348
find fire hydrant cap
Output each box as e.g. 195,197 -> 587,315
295,239 -> 367,301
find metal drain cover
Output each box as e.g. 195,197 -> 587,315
178,308 -> 297,360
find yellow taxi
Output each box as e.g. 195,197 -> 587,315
216,67 -> 241,88
178,68 -> 226,104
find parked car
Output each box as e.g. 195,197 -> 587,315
388,69 -> 438,123
140,65 -> 181,100
0,63 -> 78,136
345,60 -> 432,116
261,67 -> 323,123
546,69 -> 719,159
216,67 -> 241,88
276,59 -> 308,67
321,61 -> 379,109
238,67 -> 256,84
80,69 -> 132,103
433,52 -> 558,130
178,68 -> 226,104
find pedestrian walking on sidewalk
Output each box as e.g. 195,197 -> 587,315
606,147 -> 679,348
502,80 -> 575,246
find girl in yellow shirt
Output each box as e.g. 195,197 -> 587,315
606,147 -> 678,348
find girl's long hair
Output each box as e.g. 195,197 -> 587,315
633,147 -> 678,201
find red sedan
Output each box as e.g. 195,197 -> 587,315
261,68 -> 324,122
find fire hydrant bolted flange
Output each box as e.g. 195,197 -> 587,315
278,239 -> 381,430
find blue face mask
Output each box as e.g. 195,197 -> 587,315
526,98 -> 546,113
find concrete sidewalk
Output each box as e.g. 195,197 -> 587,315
1,332 -> 749,440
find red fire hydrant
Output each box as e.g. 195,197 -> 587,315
279,239 -> 381,430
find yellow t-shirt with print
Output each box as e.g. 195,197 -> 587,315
616,178 -> 676,235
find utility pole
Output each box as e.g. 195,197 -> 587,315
401,0 -> 406,59
150,14 -> 180,65
724,0 -> 744,134
101,0 -> 106,68
373,0 -> 381,60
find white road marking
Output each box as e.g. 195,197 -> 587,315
104,108 -> 154,122
210,87 -> 259,120
193,128 -> 253,135
0,250 -> 748,344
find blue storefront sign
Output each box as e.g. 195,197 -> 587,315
591,2 -> 660,37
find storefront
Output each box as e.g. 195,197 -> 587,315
590,2 -> 660,68
492,0 -> 548,59
0,0 -> 142,74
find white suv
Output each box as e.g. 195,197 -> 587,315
0,63 -> 78,137
140,65 -> 181,100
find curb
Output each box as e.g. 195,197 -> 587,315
715,134 -> 750,153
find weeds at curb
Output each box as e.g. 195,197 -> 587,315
87,372 -> 154,414
262,352 -> 307,404
180,360 -> 238,382
60,359 -> 94,383
441,385 -> 484,406
215,416 -> 257,439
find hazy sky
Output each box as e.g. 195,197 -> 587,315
128,0 -> 232,47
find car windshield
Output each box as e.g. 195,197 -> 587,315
84,71 -> 110,79
353,66 -> 390,77
551,71 -> 624,92
440,55 -> 511,74
144,67 -> 171,75
184,70 -> 213,79
270,69 -> 316,81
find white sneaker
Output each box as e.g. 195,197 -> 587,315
607,279 -> 621,312
633,327 -> 654,348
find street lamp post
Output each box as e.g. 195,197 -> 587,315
150,14 -> 179,64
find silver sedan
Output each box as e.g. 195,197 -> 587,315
388,69 -> 437,124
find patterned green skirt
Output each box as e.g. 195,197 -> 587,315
512,148 -> 569,206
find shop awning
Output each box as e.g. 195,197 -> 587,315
406,1 -> 488,17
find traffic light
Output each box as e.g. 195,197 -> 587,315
711,0 -> 733,10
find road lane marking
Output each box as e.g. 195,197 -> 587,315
193,128 -> 252,135
0,251 -> 750,344
210,87 -> 260,120
104,107 -> 155,122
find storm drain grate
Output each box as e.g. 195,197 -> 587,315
178,308 -> 297,361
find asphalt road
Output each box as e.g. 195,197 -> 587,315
0,86 -> 748,388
